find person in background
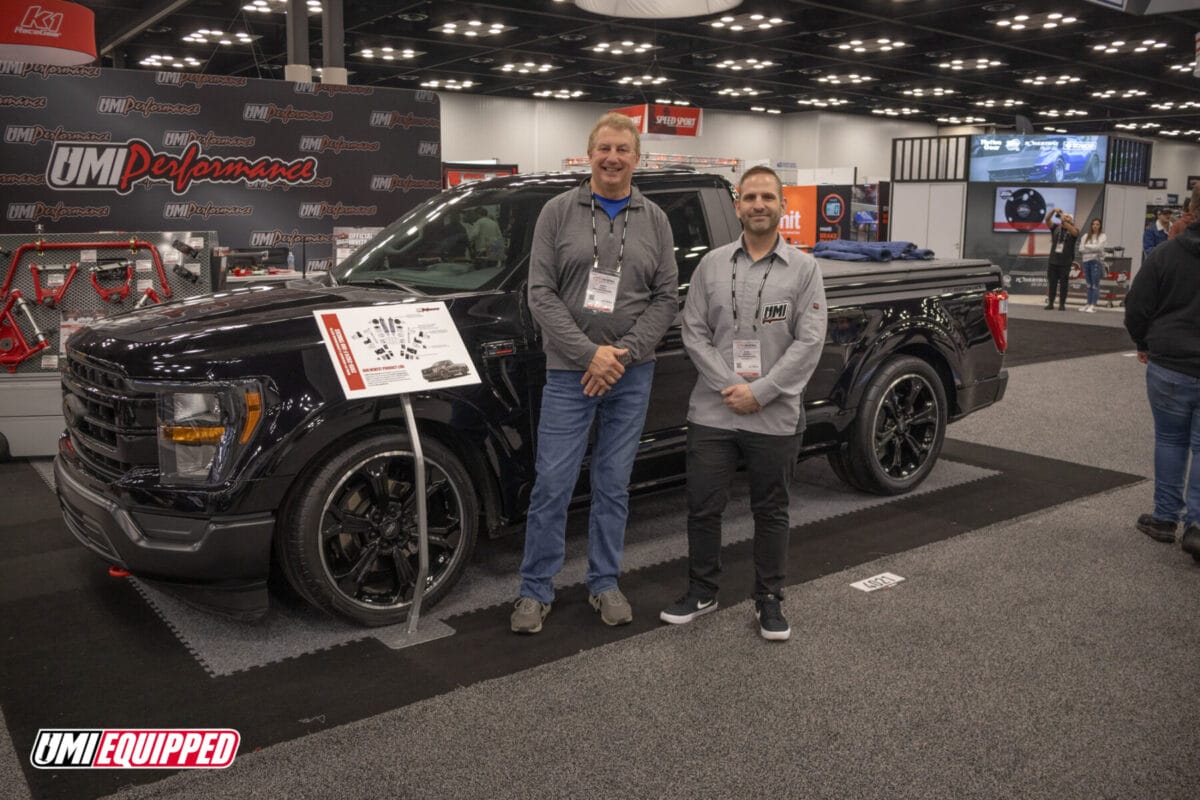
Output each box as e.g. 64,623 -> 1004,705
1124,180 -> 1200,559
467,208 -> 504,261
1168,197 -> 1194,240
1076,218 -> 1107,313
660,166 -> 827,642
510,112 -> 678,634
1143,208 -> 1171,255
1043,207 -> 1078,311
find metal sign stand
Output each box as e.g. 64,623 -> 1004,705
401,394 -> 429,636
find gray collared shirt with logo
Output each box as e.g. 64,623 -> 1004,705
681,236 -> 827,436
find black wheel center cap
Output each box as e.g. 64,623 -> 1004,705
380,519 -> 401,539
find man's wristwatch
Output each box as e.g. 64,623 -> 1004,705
618,351 -> 633,366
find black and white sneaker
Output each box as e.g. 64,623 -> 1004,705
754,595 -> 790,641
659,593 -> 718,625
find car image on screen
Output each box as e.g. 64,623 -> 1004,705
421,359 -> 471,382
969,134 -> 1106,184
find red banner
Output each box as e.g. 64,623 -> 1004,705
610,104 -> 701,138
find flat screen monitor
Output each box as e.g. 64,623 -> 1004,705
993,186 -> 1077,233
969,134 -> 1107,183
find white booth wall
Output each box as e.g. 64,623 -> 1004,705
438,94 -> 935,180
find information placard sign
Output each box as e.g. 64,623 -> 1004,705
313,302 -> 480,398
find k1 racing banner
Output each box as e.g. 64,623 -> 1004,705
0,64 -> 442,270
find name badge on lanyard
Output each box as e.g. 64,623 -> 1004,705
582,194 -> 630,315
733,339 -> 762,377
584,263 -> 620,314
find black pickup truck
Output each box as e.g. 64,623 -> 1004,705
54,170 -> 1008,625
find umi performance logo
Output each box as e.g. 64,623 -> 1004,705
16,5 -> 63,38
418,141 -> 439,157
368,110 -> 439,130
298,135 -> 380,154
96,96 -> 201,118
30,729 -> 239,769
242,103 -> 334,124
5,125 -> 110,145
298,201 -> 377,220
45,139 -> 318,195
369,174 -> 441,193
761,302 -> 790,325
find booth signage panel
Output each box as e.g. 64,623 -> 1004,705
313,303 -> 481,400
0,65 -> 442,266
609,103 -> 702,137
779,185 -> 817,247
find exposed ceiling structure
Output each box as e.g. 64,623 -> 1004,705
85,0 -> 1200,143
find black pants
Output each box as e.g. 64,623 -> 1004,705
1046,263 -> 1070,307
685,422 -> 801,601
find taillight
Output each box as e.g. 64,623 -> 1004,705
984,289 -> 1008,353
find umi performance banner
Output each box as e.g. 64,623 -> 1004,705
0,64 -> 442,269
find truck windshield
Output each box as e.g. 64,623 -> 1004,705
333,186 -> 554,295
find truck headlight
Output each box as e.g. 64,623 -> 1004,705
155,383 -> 263,485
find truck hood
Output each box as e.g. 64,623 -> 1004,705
71,282 -> 476,379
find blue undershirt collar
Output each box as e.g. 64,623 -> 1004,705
593,193 -> 631,220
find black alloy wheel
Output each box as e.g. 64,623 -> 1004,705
279,431 -> 478,626
832,356 -> 947,495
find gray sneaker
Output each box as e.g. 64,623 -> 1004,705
588,588 -> 633,626
510,596 -> 551,634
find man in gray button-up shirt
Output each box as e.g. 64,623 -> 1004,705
511,112 -> 678,634
660,165 -> 826,642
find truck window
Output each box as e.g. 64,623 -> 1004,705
335,188 -> 553,295
648,190 -> 711,291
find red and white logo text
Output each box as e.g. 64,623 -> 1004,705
30,729 -> 240,769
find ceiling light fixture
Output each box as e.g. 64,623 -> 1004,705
591,40 -> 657,55
359,46 -> 422,61
433,21 -> 513,37
936,115 -> 988,124
615,73 -> 669,86
902,87 -> 955,97
937,57 -> 1003,71
496,61 -> 556,74
836,37 -> 907,54
240,0 -> 323,14
1091,37 -> 1169,55
795,97 -> 851,107
182,30 -> 256,46
1020,73 -> 1081,86
139,53 -> 201,69
1090,88 -> 1148,99
420,79 -> 477,90
706,12 -> 791,32
992,11 -> 1078,31
871,107 -> 921,116
715,57 -> 777,71
974,98 -> 1025,108
716,86 -> 766,97
1037,108 -> 1088,117
816,73 -> 874,85
750,106 -> 782,114
533,88 -> 586,99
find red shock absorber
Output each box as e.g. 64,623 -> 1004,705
984,289 -> 1008,354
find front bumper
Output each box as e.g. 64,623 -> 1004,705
55,454 -> 274,619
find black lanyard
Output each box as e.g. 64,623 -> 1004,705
590,195 -> 631,275
731,249 -> 776,334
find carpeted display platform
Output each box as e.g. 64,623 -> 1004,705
0,437 -> 1141,800
1004,316 -> 1132,367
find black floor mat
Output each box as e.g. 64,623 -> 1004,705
0,441 -> 1141,800
1005,317 -> 1132,367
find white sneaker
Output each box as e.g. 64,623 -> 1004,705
1078,304 -> 1090,312
1084,305 -> 1096,313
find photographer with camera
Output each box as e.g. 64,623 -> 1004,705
1044,207 -> 1079,311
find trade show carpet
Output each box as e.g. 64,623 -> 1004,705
0,441 -> 1140,800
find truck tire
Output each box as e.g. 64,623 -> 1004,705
840,356 -> 947,496
278,430 -> 478,627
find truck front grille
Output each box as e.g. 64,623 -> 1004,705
62,351 -> 158,480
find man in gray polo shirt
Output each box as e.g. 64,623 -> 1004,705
511,112 -> 678,634
659,165 -> 826,641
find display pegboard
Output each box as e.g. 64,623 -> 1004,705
0,230 -> 217,376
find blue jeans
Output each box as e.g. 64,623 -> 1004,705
1146,362 -> 1200,527
1083,259 -> 1104,306
518,362 -> 654,603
